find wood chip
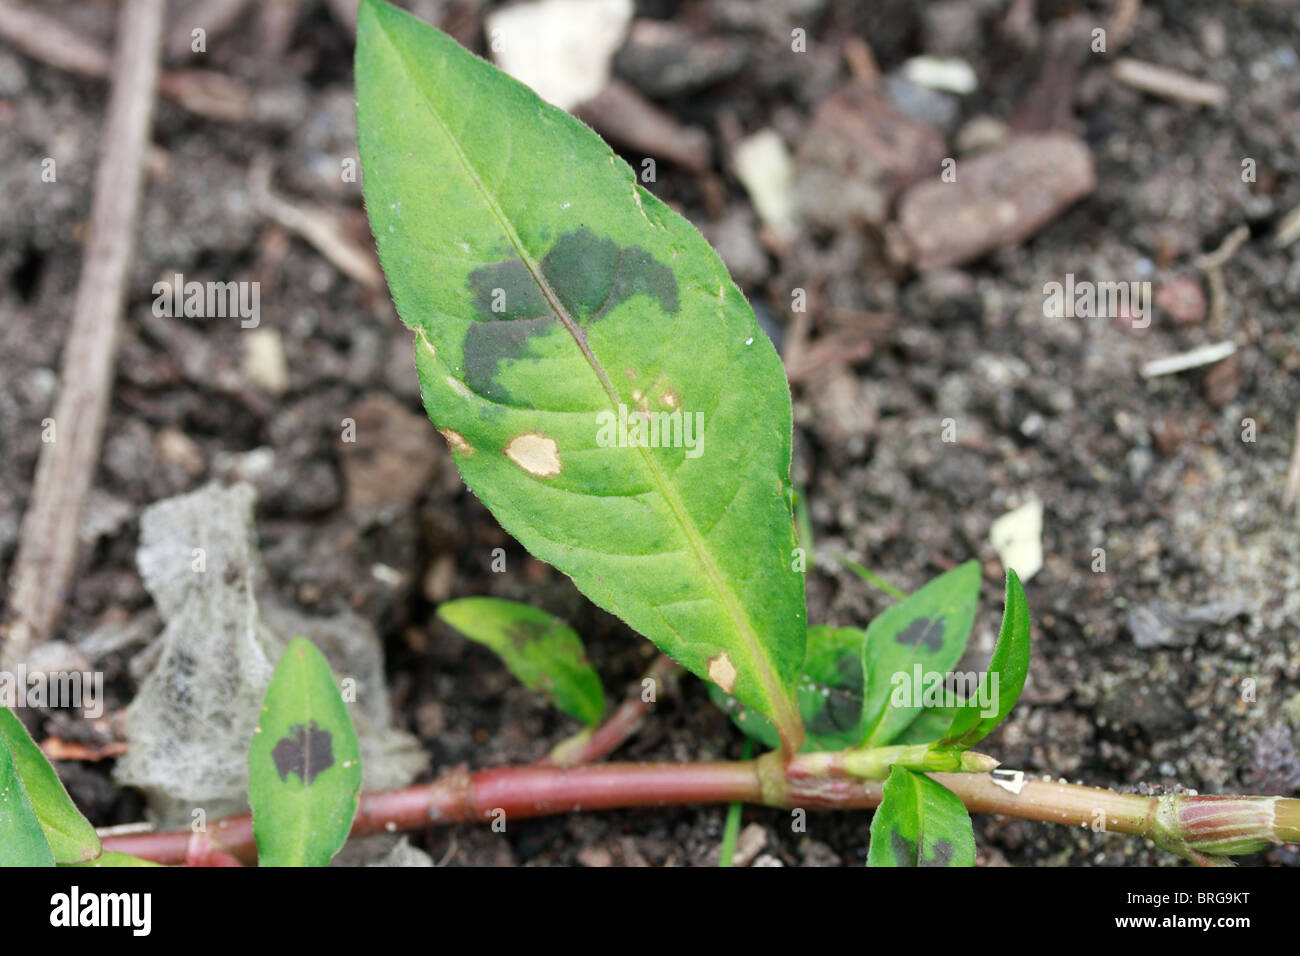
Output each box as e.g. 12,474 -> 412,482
1113,57 -> 1228,108
892,133 -> 1095,270
1140,341 -> 1237,378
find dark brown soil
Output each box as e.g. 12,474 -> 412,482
2,0 -> 1298,866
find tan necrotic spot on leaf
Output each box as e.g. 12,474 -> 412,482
708,652 -> 737,693
505,431 -> 562,478
439,428 -> 472,453
661,389 -> 679,410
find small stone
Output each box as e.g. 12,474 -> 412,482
1200,354 -> 1241,407
956,115 -> 1010,155
893,133 -> 1095,271
900,55 -> 978,95
733,822 -> 768,867
794,84 -> 948,229
154,427 -> 205,475
989,499 -> 1044,582
883,73 -> 960,131
22,640 -> 92,679
798,837 -> 842,867
241,327 -> 290,396
613,19 -> 751,98
487,0 -> 632,111
1150,415 -> 1187,457
577,846 -> 615,867
421,553 -> 456,604
339,394 -> 440,518
733,129 -> 797,235
1155,276 -> 1207,324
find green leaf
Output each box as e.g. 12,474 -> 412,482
859,561 -> 982,747
889,707 -> 958,745
0,707 -> 100,862
938,570 -> 1031,751
0,733 -> 55,866
356,0 -> 805,748
438,597 -> 605,726
867,766 -> 975,867
63,851 -> 162,867
249,637 -> 362,867
710,625 -> 864,752
717,738 -> 753,867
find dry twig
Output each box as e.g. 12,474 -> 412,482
1113,57 -> 1228,108
3,0 -> 166,665
249,158 -> 384,288
0,1 -> 249,122
1194,224 -> 1250,332
1283,410 -> 1300,515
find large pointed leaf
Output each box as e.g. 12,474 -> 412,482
438,597 -> 605,726
859,561 -> 981,747
356,0 -> 805,746
937,570 -> 1031,751
0,733 -> 55,866
867,766 -> 974,867
249,638 -> 362,867
0,707 -> 101,862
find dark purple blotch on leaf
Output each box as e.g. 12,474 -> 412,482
463,228 -> 678,402
890,830 -> 917,865
895,617 -> 944,654
505,619 -> 548,651
271,720 -> 335,785
889,829 -> 954,866
806,653 -> 863,735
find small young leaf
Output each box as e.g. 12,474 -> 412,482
438,597 -> 605,726
356,0 -> 805,748
63,851 -> 161,867
710,625 -> 863,752
859,561 -> 982,747
249,637 -> 362,867
937,570 -> 1031,751
0,734 -> 55,866
0,707 -> 101,862
867,766 -> 975,867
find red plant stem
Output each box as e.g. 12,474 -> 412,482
102,755 -> 1299,866
102,761 -> 762,865
538,655 -> 680,766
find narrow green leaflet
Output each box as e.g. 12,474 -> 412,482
711,625 -> 864,752
63,851 -> 161,867
867,766 -> 975,867
249,637 -> 362,867
859,561 -> 981,747
438,597 -> 605,726
0,733 -> 55,866
356,0 -> 805,747
0,707 -> 101,863
840,557 -> 907,601
937,570 -> 1031,751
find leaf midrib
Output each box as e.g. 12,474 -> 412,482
371,19 -> 798,746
